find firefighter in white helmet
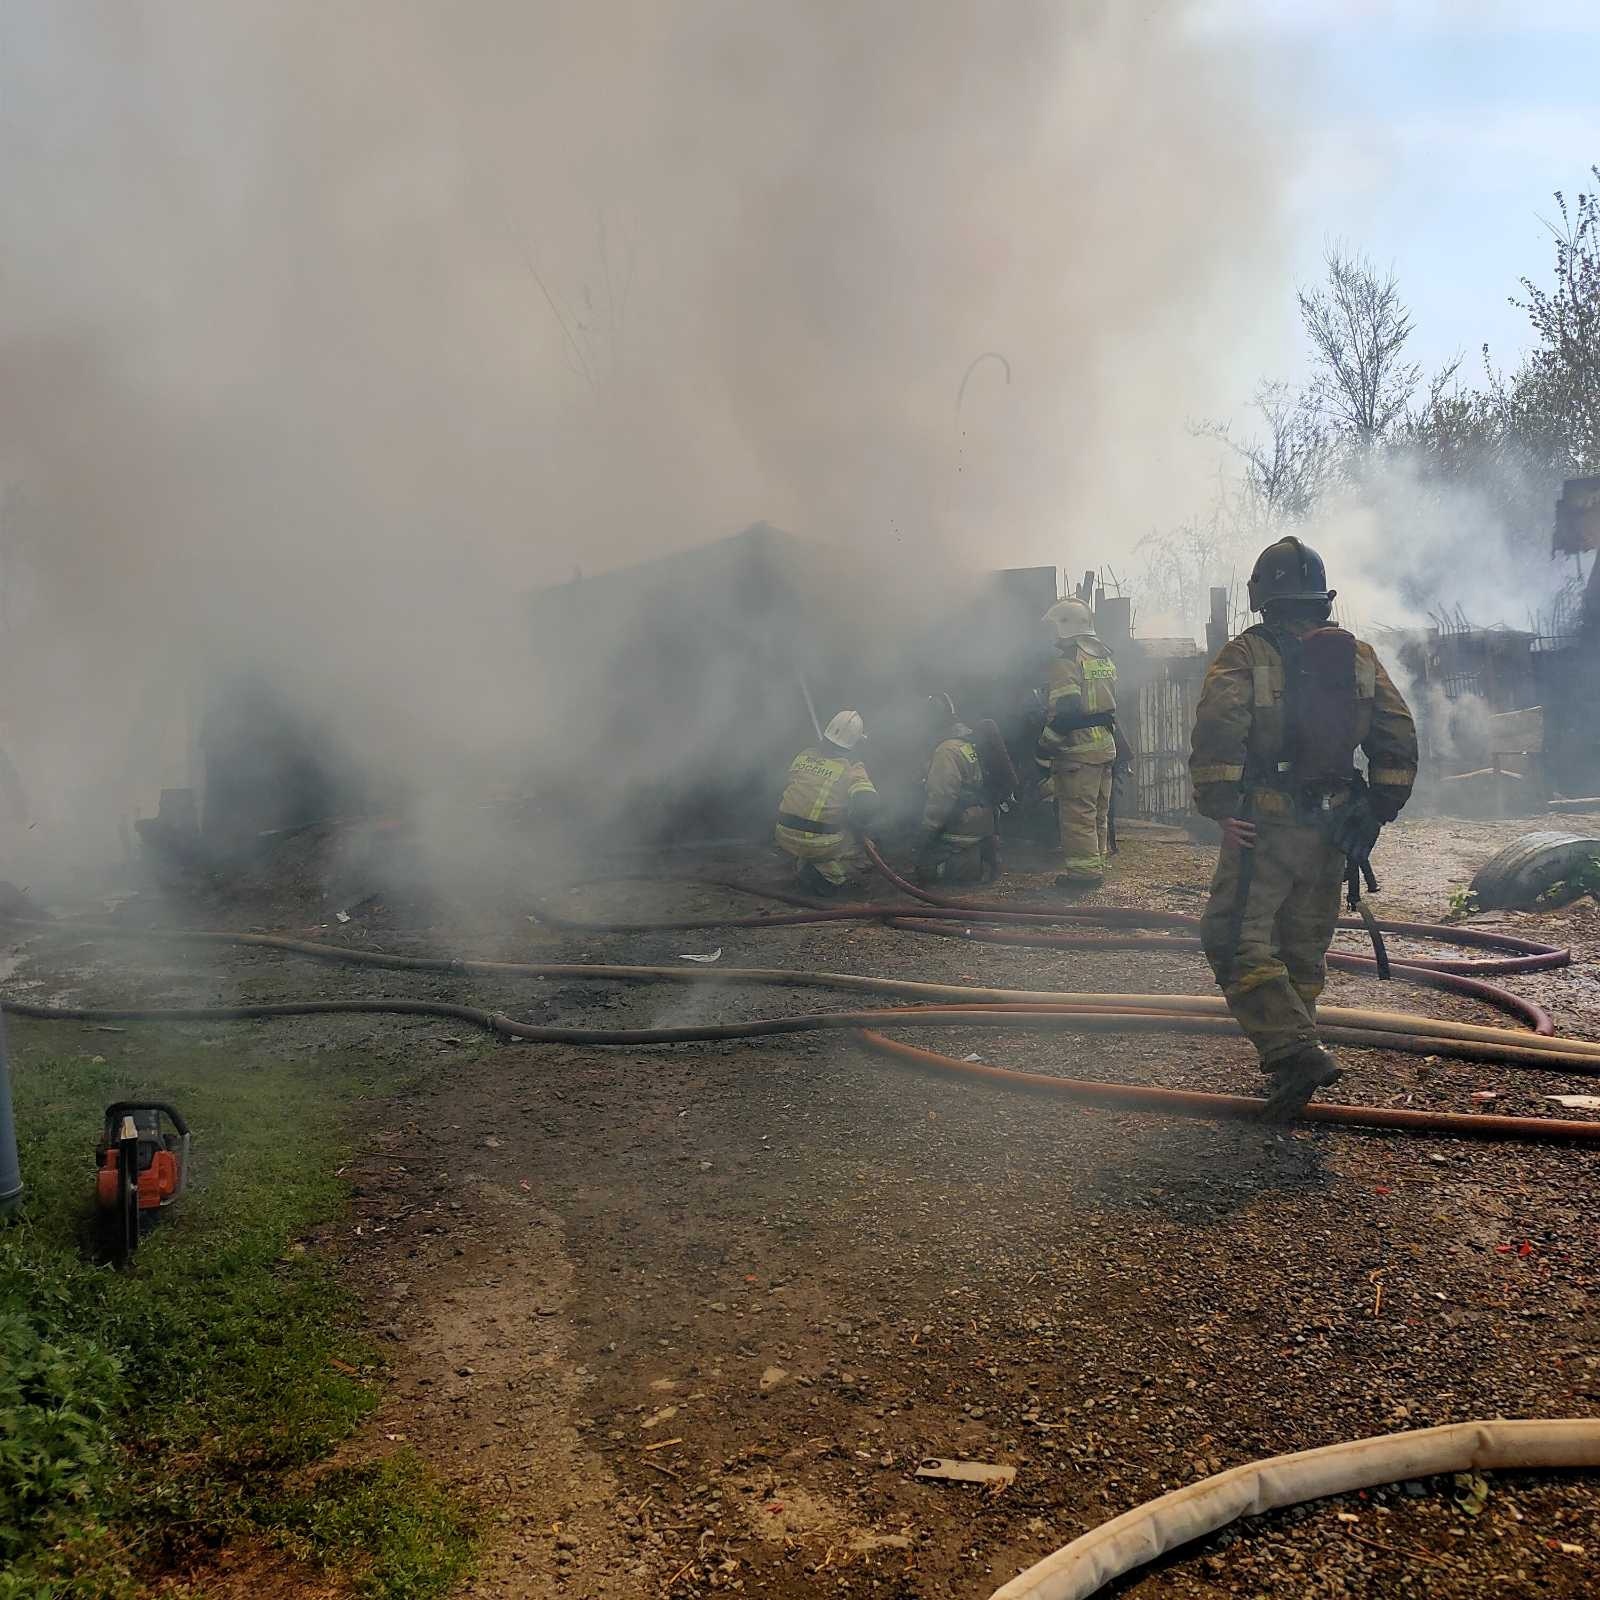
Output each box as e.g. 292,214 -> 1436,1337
1037,596 -> 1119,889
775,710 -> 880,895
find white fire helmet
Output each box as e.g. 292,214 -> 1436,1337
1042,596 -> 1096,641
823,710 -> 867,750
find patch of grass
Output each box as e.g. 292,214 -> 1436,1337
273,1457 -> 476,1600
0,1022 -> 476,1598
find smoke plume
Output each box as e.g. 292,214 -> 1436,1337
0,1 -> 1296,883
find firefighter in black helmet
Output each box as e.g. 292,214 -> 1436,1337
1189,537 -> 1418,1119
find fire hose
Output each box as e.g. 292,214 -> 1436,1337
532,890 -> 1562,976
988,1418 -> 1600,1600
526,848 -> 1565,1033
4,992 -> 1600,1143
0,915 -> 1576,1052
881,918 -> 1554,1035
530,873 -> 1566,977
864,838 -> 1562,980
6,914 -> 1600,1141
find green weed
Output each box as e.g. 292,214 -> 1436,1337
273,1456 -> 477,1600
0,1023 -> 475,1598
1535,854 -> 1600,908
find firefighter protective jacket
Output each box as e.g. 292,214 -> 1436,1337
922,736 -> 994,841
1189,623 -> 1418,822
777,746 -> 877,836
1036,638 -> 1117,770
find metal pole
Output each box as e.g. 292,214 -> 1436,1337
0,1008 -> 20,1216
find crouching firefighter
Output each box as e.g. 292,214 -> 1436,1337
1037,597 -> 1119,891
1189,538 -> 1417,1120
912,695 -> 1018,885
775,710 -> 880,896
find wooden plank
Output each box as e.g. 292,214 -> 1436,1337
1206,586 -> 1229,659
1441,766 -> 1525,783
1488,706 -> 1544,754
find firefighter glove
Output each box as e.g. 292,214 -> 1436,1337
1328,797 -> 1381,870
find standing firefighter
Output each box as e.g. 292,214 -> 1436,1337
1190,538 -> 1418,1119
775,710 -> 880,896
1037,597 -> 1119,890
913,695 -> 1015,884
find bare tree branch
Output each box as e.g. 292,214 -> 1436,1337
1193,381 -> 1331,531
1297,244 -> 1423,444
1511,168 -> 1600,471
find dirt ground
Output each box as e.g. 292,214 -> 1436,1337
9,811 -> 1600,1599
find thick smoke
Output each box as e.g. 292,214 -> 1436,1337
0,1 -> 1295,887
1307,455 -> 1563,637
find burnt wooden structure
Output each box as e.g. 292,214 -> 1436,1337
525,526 -> 1062,846
1545,477 -> 1600,796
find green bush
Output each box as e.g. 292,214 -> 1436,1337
0,1313 -> 122,1570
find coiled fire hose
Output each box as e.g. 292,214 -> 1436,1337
988,1418 -> 1600,1600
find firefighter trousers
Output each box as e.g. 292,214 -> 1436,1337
774,824 -> 867,888
918,833 -> 994,884
918,802 -> 996,884
1198,819 -> 1346,1067
1053,757 -> 1113,882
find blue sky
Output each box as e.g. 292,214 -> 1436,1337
1200,0 -> 1600,384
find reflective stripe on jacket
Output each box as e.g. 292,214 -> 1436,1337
778,746 -> 876,834
1037,639 -> 1117,767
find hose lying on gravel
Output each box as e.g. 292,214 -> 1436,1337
529,895 -> 1556,1033
535,891 -> 1561,978
522,850 -> 1569,1042
0,914 -> 1577,1051
8,986 -> 1600,1143
853,840 -> 1560,1032
884,918 -> 1556,1035
6,900 -> 1597,1141
987,1418 -> 1600,1600
863,838 -> 1572,975
530,875 -> 1567,977
857,1028 -> 1600,1142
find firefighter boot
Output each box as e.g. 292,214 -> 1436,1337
796,862 -> 843,899
1258,1044 -> 1343,1123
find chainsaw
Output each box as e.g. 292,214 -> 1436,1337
95,1101 -> 189,1266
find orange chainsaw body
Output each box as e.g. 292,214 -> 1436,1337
96,1142 -> 181,1211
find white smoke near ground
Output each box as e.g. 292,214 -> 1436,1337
0,0 -> 1300,893
1309,455 -> 1562,636
1235,444 -> 1568,783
